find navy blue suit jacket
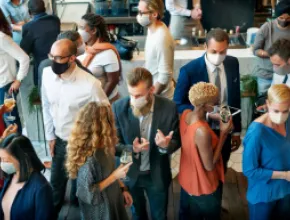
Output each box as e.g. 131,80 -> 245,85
112,95 -> 181,190
173,54 -> 241,132
20,13 -> 60,78
0,172 -> 55,220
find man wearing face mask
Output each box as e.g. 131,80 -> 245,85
38,31 -> 90,94
41,39 -> 109,215
253,0 -> 290,97
137,0 -> 175,100
20,0 -> 60,86
256,38 -> 290,112
112,67 -> 181,220
174,28 -> 241,166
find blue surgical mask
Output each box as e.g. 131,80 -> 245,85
1,162 -> 16,174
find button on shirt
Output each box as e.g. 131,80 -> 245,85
204,55 -> 228,105
138,98 -> 154,171
42,65 -> 109,141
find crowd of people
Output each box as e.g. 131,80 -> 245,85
0,0 -> 289,219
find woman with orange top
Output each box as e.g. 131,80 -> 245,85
178,82 -> 233,220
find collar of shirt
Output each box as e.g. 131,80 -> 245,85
54,65 -> 78,83
204,53 -> 224,73
33,12 -> 47,21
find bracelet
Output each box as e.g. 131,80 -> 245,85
121,186 -> 129,192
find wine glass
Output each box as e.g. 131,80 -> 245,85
120,149 -> 132,181
220,105 -> 231,123
4,92 -> 16,121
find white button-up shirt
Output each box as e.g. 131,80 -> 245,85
204,54 -> 228,105
272,73 -> 290,87
41,65 -> 109,141
166,0 -> 191,16
0,32 -> 29,87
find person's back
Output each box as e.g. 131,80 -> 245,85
21,0 -> 60,85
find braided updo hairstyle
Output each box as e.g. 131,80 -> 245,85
81,13 -> 111,43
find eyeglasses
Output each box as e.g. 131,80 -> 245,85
137,10 -> 153,16
48,53 -> 72,62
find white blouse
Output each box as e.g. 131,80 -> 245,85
78,49 -> 120,100
0,31 -> 29,88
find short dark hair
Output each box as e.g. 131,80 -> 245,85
0,9 -> 12,37
57,31 -> 80,43
275,0 -> 290,17
81,13 -> 111,43
126,67 -> 153,88
206,28 -> 229,45
0,134 -> 45,183
268,38 -> 290,62
28,0 -> 45,15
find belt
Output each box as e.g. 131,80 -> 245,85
139,170 -> 151,175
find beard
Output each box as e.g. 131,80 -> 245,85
131,95 -> 153,117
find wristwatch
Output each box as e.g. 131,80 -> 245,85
121,186 -> 129,192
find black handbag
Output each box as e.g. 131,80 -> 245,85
110,34 -> 139,60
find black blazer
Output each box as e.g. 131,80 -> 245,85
20,13 -> 60,77
112,95 -> 181,190
173,54 -> 242,133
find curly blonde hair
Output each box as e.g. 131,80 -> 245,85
66,102 -> 118,179
189,82 -> 219,106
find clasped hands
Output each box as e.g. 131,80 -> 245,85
132,129 -> 174,153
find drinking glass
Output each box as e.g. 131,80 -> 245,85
220,105 -> 231,123
4,92 -> 16,121
120,149 -> 132,181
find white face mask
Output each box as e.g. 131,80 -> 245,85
273,65 -> 290,76
207,53 -> 226,66
77,42 -> 86,56
131,95 -> 148,109
269,111 -> 289,124
1,162 -> 16,175
136,14 -> 151,27
78,29 -> 90,43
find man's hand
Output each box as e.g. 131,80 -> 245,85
191,7 -> 202,20
49,139 -> 56,157
123,191 -> 133,207
231,135 -> 241,152
2,124 -> 18,139
9,80 -> 21,93
155,129 -> 174,149
133,137 -> 149,153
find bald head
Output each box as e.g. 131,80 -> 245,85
50,39 -> 77,58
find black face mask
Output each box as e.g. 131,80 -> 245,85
51,61 -> 70,75
278,19 -> 290,28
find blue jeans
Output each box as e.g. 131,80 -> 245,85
257,77 -> 272,96
248,194 -> 290,220
0,83 -> 22,133
130,174 -> 168,220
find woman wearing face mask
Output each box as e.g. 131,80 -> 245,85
0,134 -> 55,220
78,13 -> 121,103
243,84 -> 290,220
178,82 -> 233,220
137,0 -> 175,99
253,0 -> 290,97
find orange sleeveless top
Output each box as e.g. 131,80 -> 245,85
178,110 -> 225,196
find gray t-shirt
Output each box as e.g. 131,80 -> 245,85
253,20 -> 290,79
